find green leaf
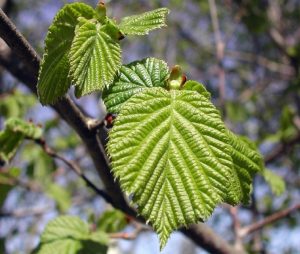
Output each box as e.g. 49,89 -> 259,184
261,169 -> 286,196
118,8 -> 170,35
69,19 -> 121,97
225,131 -> 264,204
5,118 -> 42,139
41,216 -> 89,243
0,118 -> 42,163
0,130 -> 24,163
0,90 -> 36,118
37,216 -> 108,254
183,80 -> 211,99
108,87 -> 234,248
103,58 -> 169,113
97,210 -> 128,233
46,183 -> 71,212
37,3 -> 95,105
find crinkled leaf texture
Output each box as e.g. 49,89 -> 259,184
108,87 -> 235,248
183,80 -> 211,99
37,3 -> 95,105
0,118 -> 42,163
69,19 -> 121,97
103,58 -> 169,113
35,216 -> 108,254
119,8 -> 169,35
225,132 -> 263,204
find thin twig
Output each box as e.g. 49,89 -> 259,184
229,206 -> 244,252
239,203 -> 300,237
208,0 -> 226,113
34,138 -> 113,204
0,205 -> 51,218
109,223 -> 150,240
265,132 -> 300,164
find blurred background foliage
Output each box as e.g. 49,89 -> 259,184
0,0 -> 300,253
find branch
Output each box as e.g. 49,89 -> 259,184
239,203 -> 300,237
0,9 -> 130,214
0,9 -> 239,254
0,8 -> 40,73
0,205 -> 51,218
34,138 -> 113,204
208,0 -> 226,112
265,132 -> 300,164
181,224 -> 241,254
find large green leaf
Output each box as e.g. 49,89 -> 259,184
37,216 -> 108,254
37,3 -> 95,104
225,131 -> 263,204
103,57 -> 169,113
0,118 -> 42,163
108,87 -> 234,247
69,19 -> 121,97
119,8 -> 169,35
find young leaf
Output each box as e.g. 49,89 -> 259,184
108,87 -> 234,248
225,131 -> 264,204
37,216 -> 108,254
183,80 -> 211,99
37,3 -> 95,105
103,58 -> 169,113
0,118 -> 42,163
97,210 -> 128,233
0,130 -> 24,163
261,169 -> 286,196
69,19 -> 121,97
118,8 -> 170,35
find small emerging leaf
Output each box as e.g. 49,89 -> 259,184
0,118 -> 42,163
37,3 -> 95,104
119,8 -> 170,35
103,57 -> 169,113
69,19 -> 121,97
262,169 -> 286,196
108,87 -> 233,247
36,216 -> 108,254
97,210 -> 128,233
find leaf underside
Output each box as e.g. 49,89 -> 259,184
103,57 -> 169,113
37,3 -> 95,105
69,20 -> 121,97
108,87 -> 234,247
119,8 -> 170,35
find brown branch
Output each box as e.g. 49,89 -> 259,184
109,223 -> 150,240
0,8 -> 40,73
34,138 -> 113,204
229,206 -> 244,252
0,205 -> 51,218
0,9 -> 239,254
239,203 -> 300,237
0,9 -> 130,214
208,0 -> 226,112
181,224 -> 241,254
265,132 -> 300,164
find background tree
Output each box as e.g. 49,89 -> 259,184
0,0 -> 300,253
